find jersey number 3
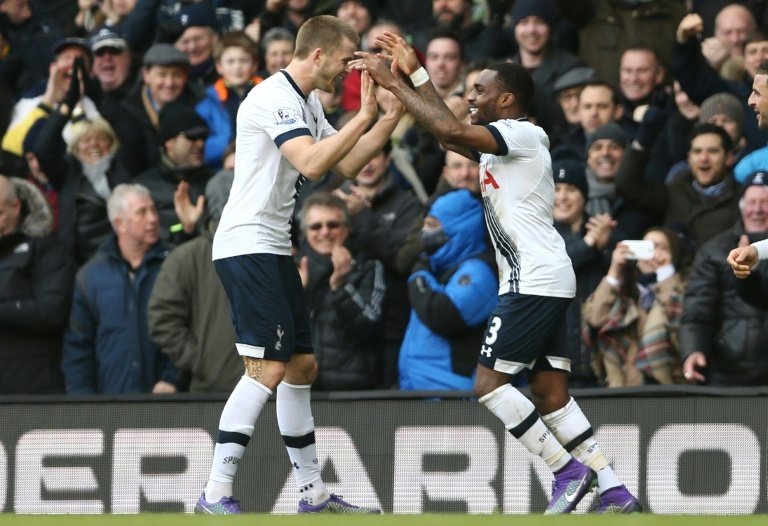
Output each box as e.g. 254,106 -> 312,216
481,316 -> 502,357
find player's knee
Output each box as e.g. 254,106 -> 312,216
242,356 -> 286,390
473,366 -> 508,398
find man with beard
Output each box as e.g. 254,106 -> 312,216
413,0 -> 509,62
352,32 -> 641,514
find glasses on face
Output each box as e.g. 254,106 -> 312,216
94,47 -> 124,57
307,220 -> 342,231
182,131 -> 208,141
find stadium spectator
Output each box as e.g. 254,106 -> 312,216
549,67 -> 596,149
148,167 -> 242,393
674,13 -> 768,153
395,149 -> 481,277
583,228 -> 688,386
335,141 -> 423,388
681,173 -> 768,386
89,28 -> 136,105
169,2 -> 221,99
398,189 -> 497,390
196,32 -> 263,170
617,46 -> 667,138
259,0 -> 316,38
555,81 -> 623,160
509,0 -> 584,134
555,0 -> 686,91
2,38 -> 98,160
703,3 -> 755,77
134,100 -> 212,246
107,43 -> 195,176
296,192 -> 386,391
552,158 -> 610,387
616,123 -> 741,251
582,123 -> 652,243
0,0 -> 65,95
75,0 -> 138,34
259,27 -> 295,77
62,183 -> 178,394
0,175 -> 74,394
31,113 -> 131,265
413,0 -> 509,62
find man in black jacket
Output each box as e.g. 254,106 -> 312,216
297,192 -> 386,390
0,175 -> 74,394
681,174 -> 768,385
134,100 -> 211,246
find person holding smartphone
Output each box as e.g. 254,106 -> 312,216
583,228 -> 689,386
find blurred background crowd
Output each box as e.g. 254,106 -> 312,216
2,0 -> 768,395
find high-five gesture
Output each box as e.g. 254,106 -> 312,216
374,31 -> 421,76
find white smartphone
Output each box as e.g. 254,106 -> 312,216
622,240 -> 655,260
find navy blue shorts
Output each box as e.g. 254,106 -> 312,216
214,253 -> 313,361
477,293 -> 572,375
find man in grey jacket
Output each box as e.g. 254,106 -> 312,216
148,169 -> 242,392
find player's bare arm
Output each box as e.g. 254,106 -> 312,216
351,45 -> 498,158
278,71 -> 379,181
333,70 -> 405,179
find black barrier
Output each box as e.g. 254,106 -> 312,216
0,388 -> 765,514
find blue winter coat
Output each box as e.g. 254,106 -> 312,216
399,190 -> 498,390
196,79 -> 260,169
62,236 -> 177,394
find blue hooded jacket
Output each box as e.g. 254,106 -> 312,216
399,189 -> 498,390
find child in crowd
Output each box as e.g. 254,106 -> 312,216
196,32 -> 263,169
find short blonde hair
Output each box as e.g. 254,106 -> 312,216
68,117 -> 120,157
293,15 -> 359,60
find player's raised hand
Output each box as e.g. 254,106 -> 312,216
375,31 -> 420,76
358,70 -> 379,122
376,83 -> 405,118
351,52 -> 397,90
727,236 -> 759,278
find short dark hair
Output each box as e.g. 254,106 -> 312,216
581,80 -> 620,105
487,61 -> 534,114
756,59 -> 768,76
689,122 -> 733,153
426,27 -> 464,61
745,28 -> 768,46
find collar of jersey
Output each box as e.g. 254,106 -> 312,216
280,70 -> 308,100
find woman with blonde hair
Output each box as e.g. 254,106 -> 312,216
29,114 -> 131,264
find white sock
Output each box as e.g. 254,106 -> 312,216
479,384 -> 570,472
541,397 -> 620,492
205,376 -> 272,502
276,382 -> 329,505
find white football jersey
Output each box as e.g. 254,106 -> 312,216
213,71 -> 336,260
479,118 -> 576,298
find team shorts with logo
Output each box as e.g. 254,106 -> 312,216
477,292 -> 572,375
214,253 -> 313,361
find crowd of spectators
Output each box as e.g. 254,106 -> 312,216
2,0 -> 768,395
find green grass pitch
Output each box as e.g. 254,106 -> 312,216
2,515 -> 768,526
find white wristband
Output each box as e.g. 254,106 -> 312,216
409,67 -> 429,88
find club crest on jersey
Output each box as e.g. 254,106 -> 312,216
273,108 -> 298,125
